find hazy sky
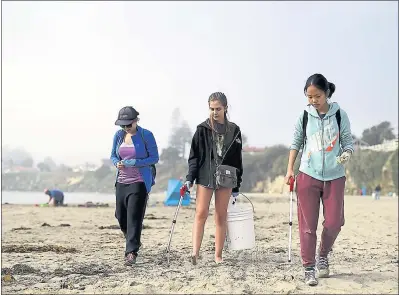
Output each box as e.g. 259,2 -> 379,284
2,1 -> 398,166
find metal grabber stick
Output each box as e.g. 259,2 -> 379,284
288,176 -> 295,263
166,184 -> 189,265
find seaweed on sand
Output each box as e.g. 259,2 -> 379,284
2,244 -> 78,254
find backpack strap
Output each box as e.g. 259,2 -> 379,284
336,109 -> 341,134
139,128 -> 157,180
302,110 -> 308,147
139,128 -> 148,156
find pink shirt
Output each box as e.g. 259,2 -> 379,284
117,142 -> 143,184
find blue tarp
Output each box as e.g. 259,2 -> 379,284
164,179 -> 191,206
361,186 -> 367,196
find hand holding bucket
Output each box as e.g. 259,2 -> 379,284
231,192 -> 239,205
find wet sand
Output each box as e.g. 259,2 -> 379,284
1,193 -> 398,294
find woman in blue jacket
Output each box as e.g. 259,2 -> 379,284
110,106 -> 159,266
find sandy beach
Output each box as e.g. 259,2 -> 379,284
1,193 -> 398,294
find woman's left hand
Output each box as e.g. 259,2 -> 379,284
121,159 -> 136,167
337,151 -> 352,165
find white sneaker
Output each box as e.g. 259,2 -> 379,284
304,267 -> 318,286
317,256 -> 330,278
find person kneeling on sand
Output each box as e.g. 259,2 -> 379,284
110,106 -> 159,266
284,73 -> 354,286
184,92 -> 243,264
44,189 -> 65,207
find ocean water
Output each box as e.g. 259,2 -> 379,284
1,191 -> 166,205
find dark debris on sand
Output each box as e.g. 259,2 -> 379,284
72,263 -> 111,276
99,224 -> 152,230
98,225 -> 120,230
12,224 -> 70,230
53,263 -> 111,277
2,264 -> 38,276
2,244 -> 78,254
11,227 -> 32,231
1,264 -> 39,284
145,213 -> 167,220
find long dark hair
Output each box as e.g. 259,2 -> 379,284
304,73 -> 336,98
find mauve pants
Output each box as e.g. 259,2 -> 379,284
296,172 -> 346,267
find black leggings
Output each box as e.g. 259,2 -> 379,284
115,182 -> 148,256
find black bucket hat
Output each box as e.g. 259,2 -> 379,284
114,106 -> 140,126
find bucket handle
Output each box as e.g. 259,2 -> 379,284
232,193 -> 255,213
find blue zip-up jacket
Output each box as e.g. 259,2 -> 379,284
290,102 -> 354,181
48,189 -> 64,201
110,126 -> 159,194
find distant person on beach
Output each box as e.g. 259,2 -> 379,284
184,92 -> 243,265
284,74 -> 354,286
374,184 -> 382,200
110,106 -> 159,266
44,189 -> 65,206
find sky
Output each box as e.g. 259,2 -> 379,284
2,1 -> 398,166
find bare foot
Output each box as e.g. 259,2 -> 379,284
215,256 -> 223,264
191,254 -> 198,265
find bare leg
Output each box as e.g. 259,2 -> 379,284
214,187 -> 232,263
192,185 -> 213,263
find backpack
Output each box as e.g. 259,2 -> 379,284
139,129 -> 157,182
302,109 -> 341,146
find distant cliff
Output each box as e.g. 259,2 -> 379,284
2,148 -> 398,196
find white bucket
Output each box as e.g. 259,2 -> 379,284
226,198 -> 255,251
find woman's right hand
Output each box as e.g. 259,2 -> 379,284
284,170 -> 294,185
184,181 -> 192,190
116,162 -> 125,170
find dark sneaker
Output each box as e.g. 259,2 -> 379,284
304,267 -> 318,286
124,252 -> 137,266
317,256 -> 330,278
